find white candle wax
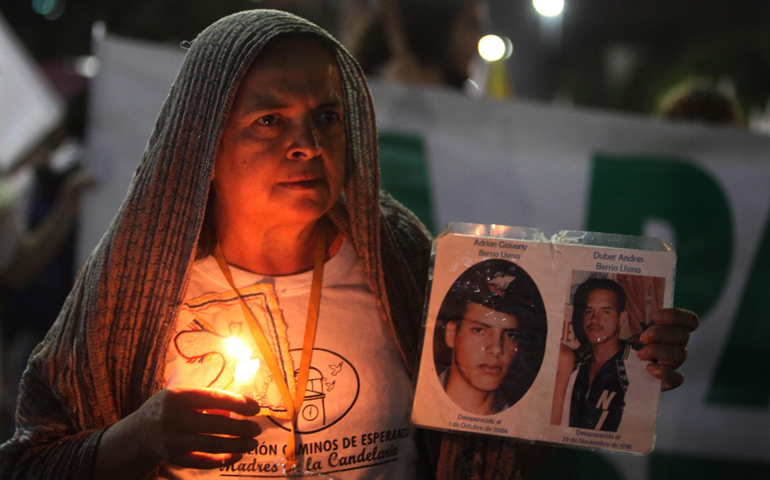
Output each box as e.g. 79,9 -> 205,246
226,337 -> 259,391
234,358 -> 260,389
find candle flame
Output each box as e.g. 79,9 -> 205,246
227,337 -> 259,392
234,359 -> 260,391
225,336 -> 252,362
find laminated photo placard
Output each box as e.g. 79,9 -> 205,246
410,223 -> 676,455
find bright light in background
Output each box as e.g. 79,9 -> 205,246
32,0 -> 64,20
478,35 -> 512,62
533,0 -> 564,17
32,0 -> 55,15
74,56 -> 99,78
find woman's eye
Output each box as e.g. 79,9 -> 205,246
317,111 -> 341,124
257,114 -> 278,126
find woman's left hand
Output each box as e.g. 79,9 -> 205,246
637,308 -> 700,391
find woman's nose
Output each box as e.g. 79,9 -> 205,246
288,118 -> 322,159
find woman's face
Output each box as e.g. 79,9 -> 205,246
213,36 -> 347,229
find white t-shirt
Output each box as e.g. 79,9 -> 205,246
161,240 -> 419,479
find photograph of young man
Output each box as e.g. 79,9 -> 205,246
566,277 -> 648,432
435,259 -> 547,416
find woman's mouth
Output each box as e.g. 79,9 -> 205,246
280,177 -> 324,189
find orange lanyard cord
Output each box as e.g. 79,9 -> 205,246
212,225 -> 325,470
293,226 -> 326,423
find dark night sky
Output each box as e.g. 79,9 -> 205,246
2,0 -> 769,116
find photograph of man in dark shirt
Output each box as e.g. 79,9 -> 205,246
567,278 -> 647,432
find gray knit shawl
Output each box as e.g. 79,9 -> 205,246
0,10 -> 519,479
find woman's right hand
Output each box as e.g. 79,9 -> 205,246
93,385 -> 261,479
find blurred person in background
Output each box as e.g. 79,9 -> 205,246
346,0 -> 486,88
0,114 -> 91,439
657,77 -> 744,126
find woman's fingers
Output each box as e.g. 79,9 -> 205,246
182,410 -> 262,438
637,343 -> 688,369
646,363 -> 685,391
134,386 -> 262,468
640,324 -> 690,347
652,308 -> 699,332
636,308 -> 698,391
168,386 -> 260,417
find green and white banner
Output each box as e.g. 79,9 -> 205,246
370,82 -> 770,479
82,34 -> 770,479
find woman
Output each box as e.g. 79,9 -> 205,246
0,10 -> 696,479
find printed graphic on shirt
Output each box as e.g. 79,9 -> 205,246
163,247 -> 420,479
169,313 -> 408,478
169,283 -> 296,418
222,428 -> 410,477
267,347 -> 359,434
173,317 -> 244,389
217,347 -> 414,477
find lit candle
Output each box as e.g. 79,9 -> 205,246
226,337 -> 260,391
234,358 -> 261,391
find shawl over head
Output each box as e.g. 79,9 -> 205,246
60,8 -> 421,421
1,10 -> 519,479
